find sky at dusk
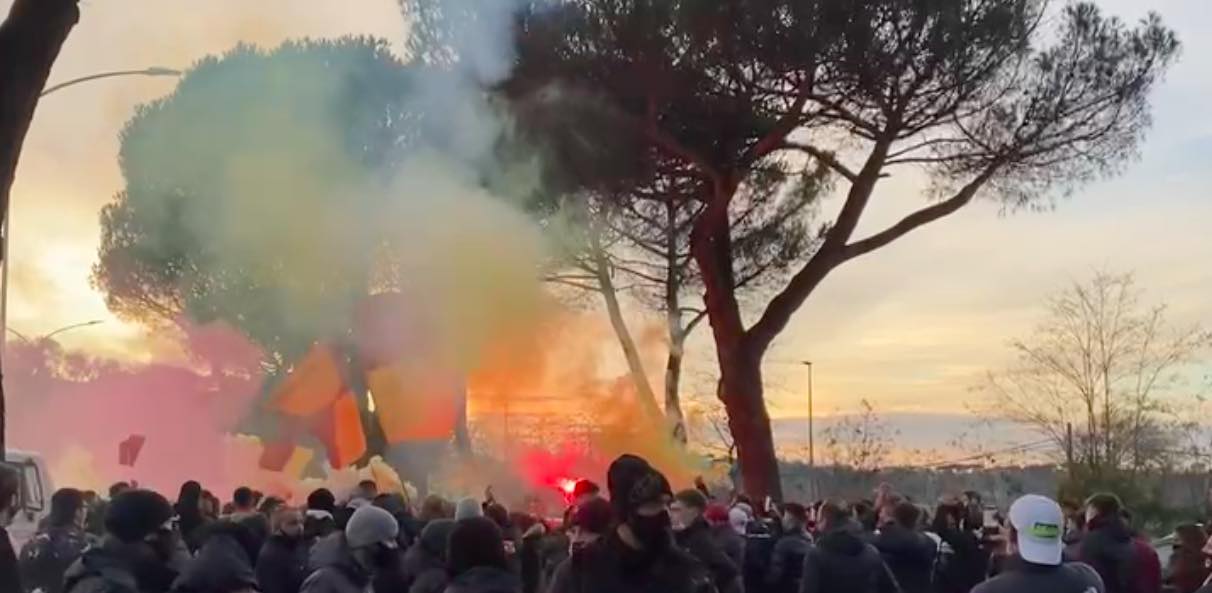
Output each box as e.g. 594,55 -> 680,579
3,0 -> 1210,454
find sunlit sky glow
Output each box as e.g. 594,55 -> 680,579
3,0 -> 1209,452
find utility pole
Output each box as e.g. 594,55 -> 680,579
1065,422 -> 1075,476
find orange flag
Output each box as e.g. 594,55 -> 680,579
366,364 -> 458,443
271,344 -> 344,417
312,391 -> 366,468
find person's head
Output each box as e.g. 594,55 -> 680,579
420,494 -> 451,521
607,454 -> 673,553
106,490 -> 177,557
0,463 -> 19,522
307,488 -> 336,514
817,500 -> 850,533
932,502 -> 963,533
1084,492 -> 1122,524
177,481 -> 202,505
251,490 -> 265,506
200,490 -> 219,517
49,488 -> 87,529
455,497 -> 484,521
484,503 -> 511,532
892,501 -> 922,530
354,480 -> 378,502
259,496 -> 285,516
448,517 -> 508,576
671,488 -> 707,531
572,479 -> 601,507
344,504 -> 400,574
852,499 -> 877,532
782,502 -> 809,533
108,481 -> 131,499
419,518 -> 457,559
877,493 -> 905,526
570,497 -> 613,552
1007,494 -> 1065,566
728,507 -> 749,535
232,486 -> 255,512
962,490 -> 982,507
1173,523 -> 1206,558
272,507 -> 304,540
704,503 -> 730,528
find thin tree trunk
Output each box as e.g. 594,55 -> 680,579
588,223 -> 663,421
662,198 -> 687,443
664,333 -> 687,443
0,0 -> 82,458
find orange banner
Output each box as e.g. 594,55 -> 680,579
366,364 -> 459,443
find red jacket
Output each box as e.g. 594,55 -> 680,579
1134,536 -> 1162,593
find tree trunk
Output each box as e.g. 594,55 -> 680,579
0,0 -> 82,458
664,333 -> 687,443
588,223 -> 664,421
719,345 -> 783,502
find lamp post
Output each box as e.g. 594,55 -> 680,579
0,66 -> 181,365
7,319 -> 104,344
802,360 -> 814,467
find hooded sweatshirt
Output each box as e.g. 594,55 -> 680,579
171,523 -> 258,593
300,533 -> 371,593
444,565 -> 523,593
873,523 -> 937,593
1079,516 -> 1139,593
800,522 -> 899,593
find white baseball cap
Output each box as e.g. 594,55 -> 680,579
1008,494 -> 1064,566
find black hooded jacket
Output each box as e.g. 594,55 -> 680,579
443,566 -> 522,593
19,524 -> 95,593
64,537 -> 180,593
676,517 -> 741,593
800,523 -> 900,593
873,524 -> 936,593
257,534 -> 310,593
1079,516 -> 1139,593
547,530 -> 715,593
171,522 -> 259,593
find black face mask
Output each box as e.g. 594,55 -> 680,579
627,511 -> 672,552
372,543 -> 401,571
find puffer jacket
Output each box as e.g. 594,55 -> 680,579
767,530 -> 812,593
676,517 -> 741,593
547,530 -> 715,593
257,534 -> 310,593
873,524 -> 936,593
19,525 -> 95,593
800,522 -> 899,593
170,523 -> 258,593
63,537 -> 180,593
299,533 -> 372,593
1079,516 -> 1139,593
443,566 -> 522,593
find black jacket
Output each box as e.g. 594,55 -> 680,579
547,530 -> 716,593
800,523 -> 900,593
257,535 -> 310,593
971,556 -> 1105,593
677,518 -> 741,593
443,566 -> 521,593
767,530 -> 812,593
709,525 -> 745,574
873,525 -> 936,593
300,533 -> 371,593
933,527 -> 986,593
19,525 -> 94,593
171,524 -> 258,593
2,526 -> 23,593
1079,517 -> 1139,593
64,538 -> 180,593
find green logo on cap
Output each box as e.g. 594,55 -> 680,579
1029,522 -> 1060,539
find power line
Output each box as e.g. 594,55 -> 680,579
920,438 -> 1055,469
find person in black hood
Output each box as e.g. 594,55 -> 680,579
767,502 -> 813,593
406,518 -> 456,593
931,501 -> 986,593
1078,493 -> 1139,593
64,489 -> 187,593
19,488 -> 95,593
305,488 -> 338,545
800,500 -> 899,593
547,454 -> 713,593
174,481 -> 209,554
673,488 -> 741,593
257,507 -> 309,593
873,501 -> 936,593
443,516 -> 522,593
171,520 -> 260,593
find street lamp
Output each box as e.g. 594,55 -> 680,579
801,361 -> 814,468
7,320 -> 104,344
0,66 -> 182,365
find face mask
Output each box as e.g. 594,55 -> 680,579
628,511 -> 671,551
372,543 -> 400,570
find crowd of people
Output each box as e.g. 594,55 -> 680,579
2,455 -> 1212,593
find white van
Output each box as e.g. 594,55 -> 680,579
5,449 -> 54,551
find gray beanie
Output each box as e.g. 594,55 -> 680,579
454,497 -> 484,521
345,504 -> 399,549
